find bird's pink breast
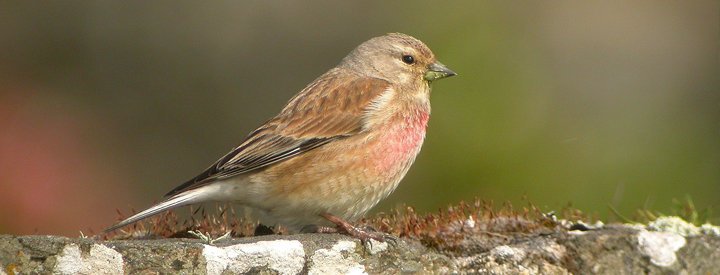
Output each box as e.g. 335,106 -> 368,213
372,110 -> 429,173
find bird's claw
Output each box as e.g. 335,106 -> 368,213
319,213 -> 398,249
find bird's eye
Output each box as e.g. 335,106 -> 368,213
401,55 -> 415,65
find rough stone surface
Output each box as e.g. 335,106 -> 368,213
55,243 -> 124,274
203,240 -> 305,275
1,222 -> 720,274
307,240 -> 364,275
637,230 -> 685,267
647,216 -> 720,237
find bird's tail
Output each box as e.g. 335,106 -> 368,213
104,188 -> 205,233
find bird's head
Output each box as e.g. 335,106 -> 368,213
341,33 -> 456,86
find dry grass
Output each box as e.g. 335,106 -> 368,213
102,204 -> 284,241
102,198 -> 585,252
362,199 -> 565,253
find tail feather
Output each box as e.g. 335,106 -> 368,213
105,190 -> 203,232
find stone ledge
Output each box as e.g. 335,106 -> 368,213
2,222 -> 719,274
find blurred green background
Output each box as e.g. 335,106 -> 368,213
1,1 -> 718,236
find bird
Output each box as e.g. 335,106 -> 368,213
105,33 -> 456,241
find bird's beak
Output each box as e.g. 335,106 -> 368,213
424,62 -> 457,82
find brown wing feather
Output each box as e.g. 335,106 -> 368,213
165,70 -> 391,197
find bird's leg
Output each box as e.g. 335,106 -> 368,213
319,213 -> 388,242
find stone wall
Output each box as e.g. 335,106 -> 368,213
1,217 -> 719,274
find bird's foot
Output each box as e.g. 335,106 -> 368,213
318,213 -> 395,244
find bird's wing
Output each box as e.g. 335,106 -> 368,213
164,71 -> 392,197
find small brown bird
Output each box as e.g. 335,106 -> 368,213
106,33 -> 456,240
